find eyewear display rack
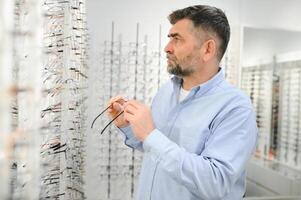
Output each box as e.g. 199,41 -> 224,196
90,22 -> 167,200
0,0 -> 89,199
241,53 -> 301,196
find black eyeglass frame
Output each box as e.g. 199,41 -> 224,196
91,105 -> 124,134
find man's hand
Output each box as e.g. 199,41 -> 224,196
107,95 -> 129,128
124,100 -> 155,141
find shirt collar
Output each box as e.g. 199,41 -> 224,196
171,67 -> 225,98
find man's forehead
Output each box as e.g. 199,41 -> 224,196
168,19 -> 195,35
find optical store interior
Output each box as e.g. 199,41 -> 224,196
1,0 -> 301,200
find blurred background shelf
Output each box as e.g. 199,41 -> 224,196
246,158 -> 301,196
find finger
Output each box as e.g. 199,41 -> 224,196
108,107 -> 116,113
108,95 -> 123,106
107,101 -> 122,114
112,102 -> 123,112
111,95 -> 123,101
108,96 -> 129,107
126,100 -> 145,108
108,103 -> 120,114
116,98 -> 128,106
124,101 -> 140,109
124,111 -> 135,122
124,104 -> 137,115
107,97 -> 122,107
115,96 -> 129,104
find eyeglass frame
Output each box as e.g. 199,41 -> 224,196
91,103 -> 125,135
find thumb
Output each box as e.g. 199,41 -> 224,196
112,102 -> 123,112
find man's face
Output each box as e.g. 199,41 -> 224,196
164,19 -> 204,77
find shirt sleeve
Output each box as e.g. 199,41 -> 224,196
119,126 -> 144,152
142,107 -> 258,199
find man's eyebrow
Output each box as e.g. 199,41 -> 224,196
167,33 -> 182,38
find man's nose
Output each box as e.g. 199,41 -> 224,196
164,41 -> 173,54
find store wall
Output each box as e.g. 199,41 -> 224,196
87,0 -> 301,50
241,0 -> 301,32
242,27 -> 301,66
86,0 -> 241,50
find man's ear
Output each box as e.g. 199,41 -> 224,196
201,39 -> 217,62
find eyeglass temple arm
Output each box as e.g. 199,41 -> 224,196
100,110 -> 124,134
90,106 -> 111,128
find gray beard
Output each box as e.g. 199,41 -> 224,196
167,64 -> 194,77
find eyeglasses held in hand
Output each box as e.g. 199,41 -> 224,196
91,105 -> 124,134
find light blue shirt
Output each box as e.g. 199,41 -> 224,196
120,68 -> 258,200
